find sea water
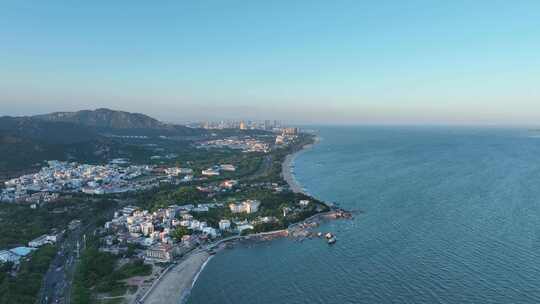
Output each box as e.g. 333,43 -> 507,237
188,126 -> 540,304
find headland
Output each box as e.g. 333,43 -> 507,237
136,133 -> 350,304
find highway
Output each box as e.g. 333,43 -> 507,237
38,223 -> 87,304
38,200 -> 118,304
38,220 -> 94,304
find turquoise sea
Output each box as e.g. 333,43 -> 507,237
188,126 -> 540,304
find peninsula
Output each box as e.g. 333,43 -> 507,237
0,109 -> 349,304
139,133 -> 345,304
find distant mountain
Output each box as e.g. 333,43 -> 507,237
0,108 -> 206,144
33,108 -> 165,130
0,108 -> 208,181
0,116 -> 100,144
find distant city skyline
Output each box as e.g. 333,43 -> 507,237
1,1 -> 539,125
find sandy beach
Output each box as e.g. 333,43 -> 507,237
142,251 -> 211,304
282,136 -> 320,194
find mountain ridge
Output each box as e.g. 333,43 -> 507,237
0,108 -> 207,180
32,108 -> 167,130
0,108 -> 205,144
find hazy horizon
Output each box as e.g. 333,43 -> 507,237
1,1 -> 539,125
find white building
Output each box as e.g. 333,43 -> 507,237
141,222 -> 155,236
0,247 -> 36,264
192,206 -> 209,212
229,203 -> 244,213
219,219 -> 231,230
145,244 -> 173,262
244,200 -> 260,213
129,224 -> 142,233
190,220 -> 201,230
0,250 -> 20,263
28,234 -> 57,248
299,200 -> 310,207
229,200 -> 261,214
219,164 -> 236,172
202,227 -> 218,238
202,168 -> 220,176
236,224 -> 254,233
165,167 -> 193,176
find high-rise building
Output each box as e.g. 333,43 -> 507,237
239,121 -> 247,130
264,120 -> 271,130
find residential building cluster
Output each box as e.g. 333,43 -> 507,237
164,167 -> 193,177
196,179 -> 238,195
102,204 -> 222,262
197,136 -> 270,153
101,198 -> 264,263
1,160 -> 157,202
282,127 -> 300,135
201,164 -> 237,176
193,119 -> 282,131
14,192 -> 60,205
275,128 -> 300,145
0,231 -> 60,265
150,166 -> 194,183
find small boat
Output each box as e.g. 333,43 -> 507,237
325,232 -> 333,239
327,237 -> 336,245
317,232 -> 323,238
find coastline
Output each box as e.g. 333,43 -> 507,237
282,135 -> 320,194
142,134 -> 326,304
141,251 -> 210,304
190,255 -> 213,289
139,230 -> 290,304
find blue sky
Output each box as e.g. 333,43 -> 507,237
1,1 -> 539,124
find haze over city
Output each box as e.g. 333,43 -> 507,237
4,2 -> 540,304
1,1 -> 539,124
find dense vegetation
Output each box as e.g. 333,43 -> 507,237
190,188 -> 329,230
127,133 -> 326,230
0,201 -> 74,248
171,226 -> 192,241
0,195 -> 120,304
0,198 -> 118,248
0,245 -> 57,304
71,238 -> 152,304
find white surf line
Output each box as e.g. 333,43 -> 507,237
180,255 -> 214,304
